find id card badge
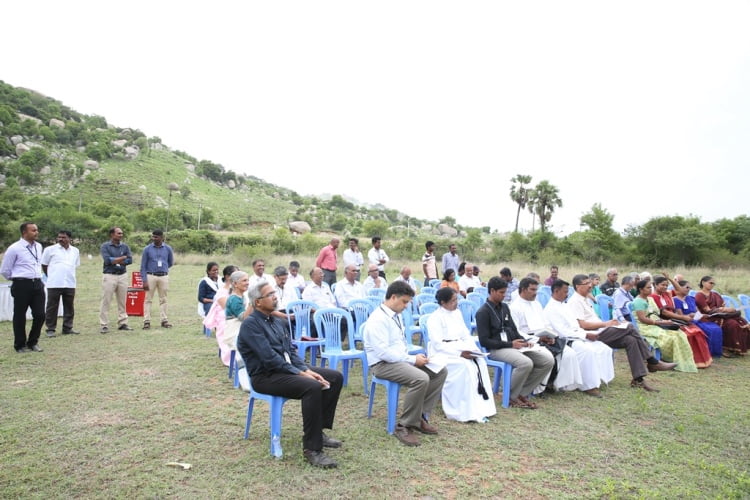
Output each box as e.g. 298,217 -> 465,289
500,330 -> 508,343
284,352 -> 291,364
157,260 -> 163,267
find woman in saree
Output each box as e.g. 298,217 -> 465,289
672,279 -> 723,358
631,280 -> 698,372
440,268 -> 460,292
694,276 -> 749,357
649,275 -> 712,368
203,265 -> 239,366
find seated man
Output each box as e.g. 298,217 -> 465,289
499,267 -> 519,303
457,262 -> 482,297
287,261 -> 307,295
600,268 -> 620,296
271,266 -> 295,324
612,275 -> 635,322
363,264 -> 388,292
236,281 -> 344,468
509,272 -> 541,303
363,282 -> 447,446
475,277 -> 554,409
393,266 -> 418,292
567,274 -> 675,392
543,279 -> 616,398
509,277 -> 583,395
302,267 -> 337,310
334,265 -> 366,308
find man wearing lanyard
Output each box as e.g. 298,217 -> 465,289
141,229 -> 174,329
1,222 -> 45,353
99,227 -> 133,334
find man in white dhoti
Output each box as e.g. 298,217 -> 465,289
509,277 -> 583,394
543,279 -> 615,398
426,288 -> 497,422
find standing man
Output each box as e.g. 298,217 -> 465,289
475,277 -> 554,409
600,268 -> 620,296
441,244 -> 460,276
140,229 -> 174,329
99,227 -> 133,334
41,230 -> 80,337
421,241 -> 439,287
237,281 -> 344,468
1,222 -> 45,352
544,265 -> 559,286
342,238 -> 364,281
363,281 -> 447,446
368,236 -> 389,279
316,238 -> 340,287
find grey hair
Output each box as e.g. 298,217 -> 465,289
621,275 -> 634,286
248,280 -> 270,302
229,271 -> 248,289
606,267 -> 618,276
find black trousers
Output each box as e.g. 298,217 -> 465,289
10,279 -> 45,350
251,366 -> 343,451
45,287 -> 76,332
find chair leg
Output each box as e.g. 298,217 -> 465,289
361,360 -> 369,396
228,350 -> 236,380
385,382 -> 399,434
502,364 -> 512,409
269,398 -> 285,457
368,381 -> 377,418
244,396 -> 255,439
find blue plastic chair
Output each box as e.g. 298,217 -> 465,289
368,376 -> 401,434
429,279 -> 441,288
474,286 -> 488,299
722,294 -> 740,310
420,286 -> 437,296
244,373 -> 290,458
401,306 -> 425,353
348,298 -> 375,347
457,299 -> 478,333
596,294 -> 614,321
314,308 -> 369,394
368,288 -> 387,301
286,300 -> 325,366
366,295 -> 382,309
688,289 -> 697,297
419,302 -> 439,316
474,342 -> 513,409
536,287 -> 551,308
415,292 -> 437,310
739,294 -> 750,321
466,292 -> 485,308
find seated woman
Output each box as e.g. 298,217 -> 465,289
426,288 -> 496,423
198,261 -> 220,317
224,271 -> 254,352
631,279 -> 698,372
440,269 -> 460,292
203,265 -> 239,366
694,276 -> 750,357
672,279 -> 723,358
649,275 -> 711,368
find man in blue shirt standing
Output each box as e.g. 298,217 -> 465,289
1,222 -> 45,353
99,227 -> 133,334
140,229 -> 174,329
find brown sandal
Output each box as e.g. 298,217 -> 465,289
509,398 -> 536,409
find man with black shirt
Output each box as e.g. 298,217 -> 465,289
99,227 -> 133,334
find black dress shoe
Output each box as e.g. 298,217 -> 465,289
118,324 -> 133,331
321,432 -> 342,448
16,347 -> 31,353
303,450 -> 338,468
62,329 -> 80,335
29,345 -> 43,352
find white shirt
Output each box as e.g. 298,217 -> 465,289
567,293 -> 604,331
363,275 -> 388,292
363,304 -> 415,366
368,247 -> 389,272
393,274 -> 418,291
458,274 -> 482,293
302,282 -> 336,309
287,273 -> 306,293
509,297 -> 550,339
334,279 -> 365,308
41,243 -> 80,288
543,298 -> 588,340
275,282 -> 293,311
249,273 -> 274,290
342,249 -> 364,271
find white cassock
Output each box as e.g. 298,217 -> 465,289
509,298 -> 583,391
543,299 -> 615,390
426,307 -> 497,422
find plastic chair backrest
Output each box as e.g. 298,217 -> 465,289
348,299 -> 375,336
596,294 -> 614,321
286,300 -> 317,340
536,288 -> 551,308
420,286 -> 437,296
474,286 -> 488,299
429,279 -> 441,288
314,307 -> 352,353
366,296 -> 382,309
419,302 -> 439,316
722,295 -> 740,309
416,293 -> 437,308
368,288 -> 387,300
467,292 -> 484,308
457,299 -> 477,331
739,294 -> 750,321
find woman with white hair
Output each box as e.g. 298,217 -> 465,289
224,270 -> 254,351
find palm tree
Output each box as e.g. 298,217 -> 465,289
509,174 -> 533,233
528,180 -> 562,233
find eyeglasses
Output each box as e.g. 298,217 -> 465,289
260,291 -> 276,299
708,282 -> 715,285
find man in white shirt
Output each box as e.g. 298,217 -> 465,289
363,264 -> 388,292
41,230 -> 81,337
367,236 -> 389,279
509,277 -> 583,395
457,263 -> 482,297
287,261 -> 306,296
342,238 -> 364,281
543,279 -> 615,398
302,267 -> 337,310
363,281 -> 447,446
334,265 -> 366,308
393,266 -> 418,292
566,274 -> 676,392
271,266 -> 294,323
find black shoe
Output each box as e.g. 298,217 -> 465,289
303,450 -> 338,468
16,347 -> 31,353
118,324 -> 133,331
46,330 -> 56,338
29,345 -> 43,352
322,432 -> 342,448
62,329 -> 80,335
100,326 -> 109,334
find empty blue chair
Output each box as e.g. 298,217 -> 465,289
429,279 -> 441,288
419,302 -> 439,316
401,305 -> 425,353
314,308 -> 369,394
739,294 -> 750,321
467,292 -> 485,308
348,298 -> 375,347
366,295 -> 383,309
243,372 -> 290,458
415,293 -> 437,311
368,288 -> 387,301
287,300 -> 325,366
474,286 -> 488,299
722,294 -> 740,310
457,299 -> 478,333
368,376 -> 401,434
420,286 -> 437,296
596,294 -> 614,321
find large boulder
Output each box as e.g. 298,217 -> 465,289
226,179 -> 236,189
288,221 -> 311,234
124,146 -> 139,159
10,135 -> 23,145
112,139 -> 127,148
40,166 -> 52,175
84,160 -> 99,170
185,163 -> 196,172
49,118 -> 65,128
437,223 -> 458,237
15,143 -> 30,155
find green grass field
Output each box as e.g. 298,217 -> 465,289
1,256 -> 749,499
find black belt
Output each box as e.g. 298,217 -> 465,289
12,277 -> 41,282
104,271 -> 126,275
322,269 -> 336,273
147,272 -> 168,276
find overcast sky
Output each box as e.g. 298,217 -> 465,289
3,1 -> 749,235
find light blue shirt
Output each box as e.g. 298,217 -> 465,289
1,238 -> 43,280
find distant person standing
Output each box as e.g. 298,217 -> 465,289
316,237 -> 340,287
342,238 -> 364,281
421,241 -> 439,287
141,229 -> 175,329
99,227 -> 133,334
1,222 -> 45,353
441,244 -> 460,276
41,230 -> 80,337
368,236 -> 389,279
